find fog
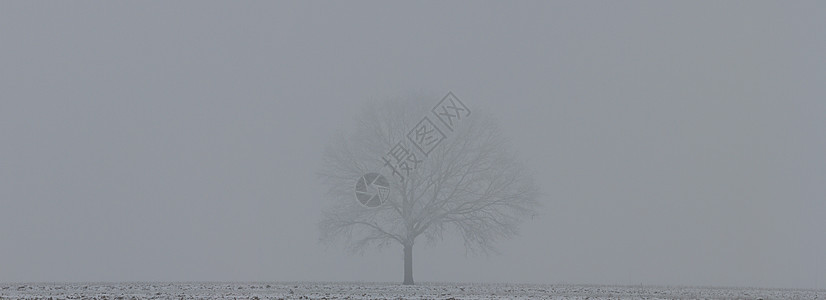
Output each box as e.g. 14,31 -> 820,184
1,1 -> 824,289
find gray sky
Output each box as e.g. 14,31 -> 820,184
1,1 -> 824,289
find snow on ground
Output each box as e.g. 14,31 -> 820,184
1,282 -> 823,300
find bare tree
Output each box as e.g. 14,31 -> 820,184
319,94 -> 539,285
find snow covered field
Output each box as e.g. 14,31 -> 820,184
1,282 -> 823,300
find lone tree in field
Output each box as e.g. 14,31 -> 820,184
319,94 -> 539,285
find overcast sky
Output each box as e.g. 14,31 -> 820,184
1,0 -> 824,289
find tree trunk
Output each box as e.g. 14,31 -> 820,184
403,244 -> 414,285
